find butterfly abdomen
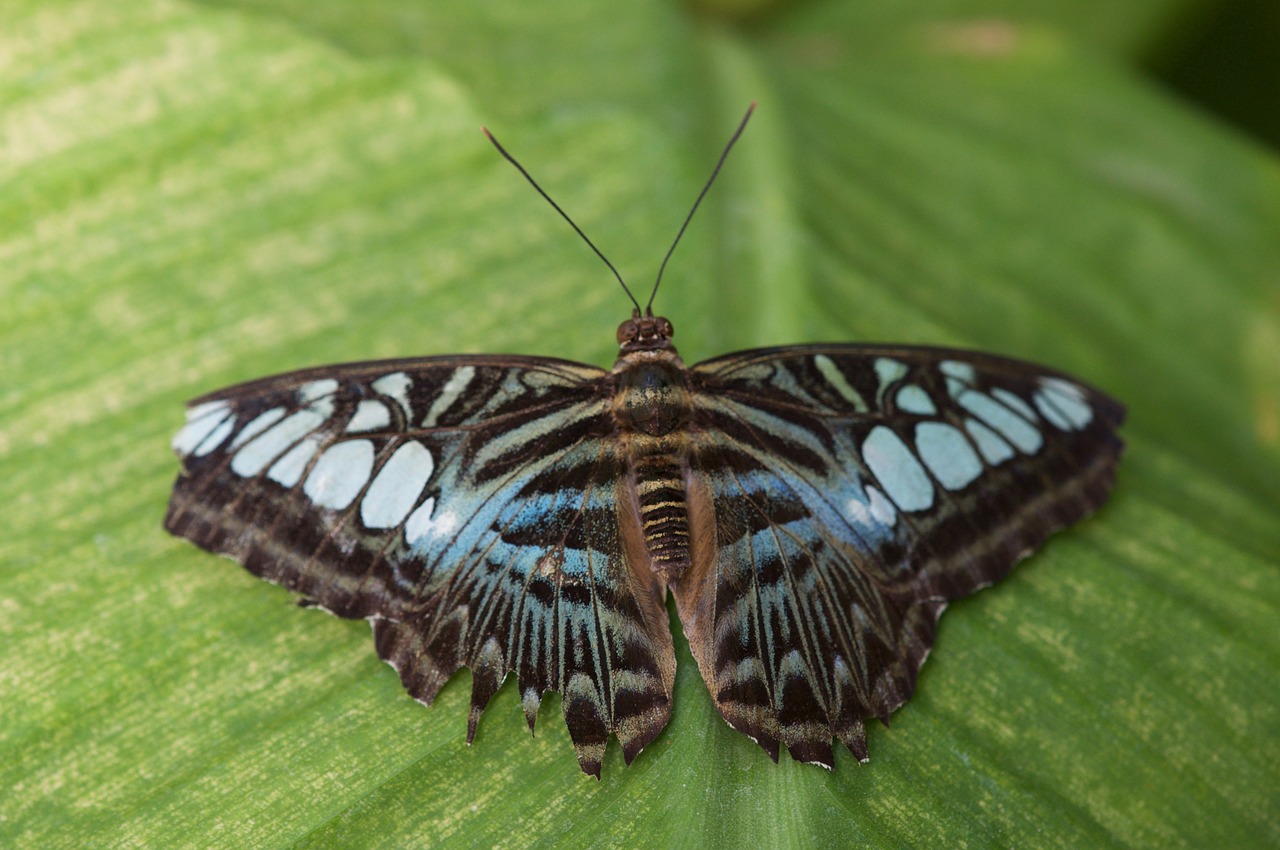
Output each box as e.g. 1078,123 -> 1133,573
613,351 -> 696,583
632,451 -> 692,582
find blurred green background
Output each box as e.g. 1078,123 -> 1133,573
2,1 -> 1278,847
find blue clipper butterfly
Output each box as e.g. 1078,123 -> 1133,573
165,105 -> 1124,777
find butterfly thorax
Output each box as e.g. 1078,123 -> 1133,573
611,317 -> 696,584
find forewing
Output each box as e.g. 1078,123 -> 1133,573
675,344 -> 1125,766
165,355 -> 674,776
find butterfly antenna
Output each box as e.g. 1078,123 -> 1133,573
646,101 -> 756,316
483,127 -> 642,314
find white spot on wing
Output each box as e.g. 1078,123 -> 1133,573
230,407 -> 286,449
372,372 -> 413,418
405,498 -> 463,547
404,497 -> 436,545
522,687 -> 541,723
940,360 -> 976,382
861,426 -> 934,511
422,366 -> 477,427
299,379 -> 339,403
1035,377 -> 1094,430
172,401 -> 232,456
814,354 -> 868,411
956,390 -> 1043,453
866,486 -> 898,526
845,486 -> 898,529
845,497 -> 871,526
346,399 -> 391,433
361,442 -> 435,529
304,440 -> 375,510
266,436 -> 322,487
191,414 -> 235,457
965,417 -> 1014,465
874,357 -> 908,388
895,384 -> 936,416
231,409 -> 326,477
991,388 -> 1037,422
915,421 -> 983,490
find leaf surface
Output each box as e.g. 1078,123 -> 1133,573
2,1 -> 1277,848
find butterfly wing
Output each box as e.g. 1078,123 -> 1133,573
165,355 -> 674,776
675,344 -> 1125,767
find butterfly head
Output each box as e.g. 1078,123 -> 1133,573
617,311 -> 675,353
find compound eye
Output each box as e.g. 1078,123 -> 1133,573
659,319 -> 673,338
616,320 -> 637,345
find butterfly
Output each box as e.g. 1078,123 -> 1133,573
165,105 -> 1124,777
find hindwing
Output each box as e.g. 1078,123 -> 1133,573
673,344 -> 1125,767
165,356 -> 675,776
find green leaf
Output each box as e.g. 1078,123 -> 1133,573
2,1 -> 1277,848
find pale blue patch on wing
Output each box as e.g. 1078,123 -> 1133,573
874,357 -> 908,392
299,378 -> 339,403
915,421 -> 983,490
266,435 -> 322,487
346,399 -> 391,433
940,360 -> 976,382
861,425 -> 934,511
814,354 -> 869,411
895,384 -> 936,416
404,496 -> 441,546
232,409 -> 326,477
361,441 -> 435,529
957,390 -> 1044,454
304,439 -> 375,510
843,495 -> 874,528
422,365 -> 477,427
991,388 -> 1037,422
867,486 -> 897,526
372,371 -> 413,417
172,400 -> 232,456
1035,393 -> 1073,430
843,481 -> 898,532
964,418 -> 1014,465
1035,377 -> 1094,430
192,414 -> 235,457
231,407 -> 286,449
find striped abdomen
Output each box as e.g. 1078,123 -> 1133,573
633,452 -> 691,582
611,350 -> 696,584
